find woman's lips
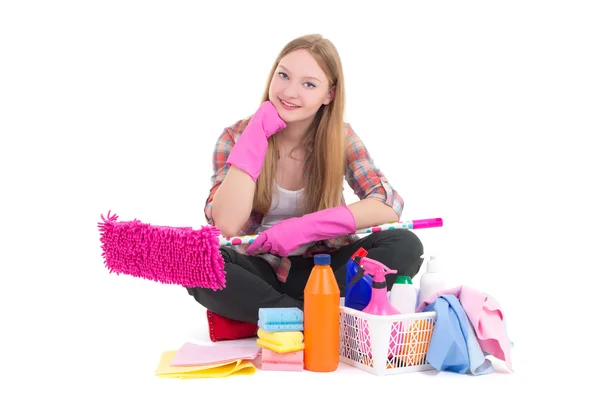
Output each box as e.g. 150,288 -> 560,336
279,98 -> 300,110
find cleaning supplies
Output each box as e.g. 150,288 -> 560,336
258,307 -> 303,331
418,255 -> 446,304
155,351 -> 257,378
206,310 -> 258,342
256,329 -> 305,353
349,256 -> 400,315
256,307 -> 305,371
304,254 -> 340,372
169,342 -> 259,367
389,276 -> 417,314
344,247 -> 372,311
349,257 -> 400,360
98,211 -> 443,289
98,211 -> 227,290
261,348 -> 304,371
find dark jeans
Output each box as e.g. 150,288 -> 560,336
186,229 -> 424,323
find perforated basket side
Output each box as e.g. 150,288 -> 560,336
339,305 -> 437,376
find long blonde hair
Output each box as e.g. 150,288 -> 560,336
253,34 -> 346,215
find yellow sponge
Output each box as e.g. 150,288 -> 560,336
256,328 -> 304,353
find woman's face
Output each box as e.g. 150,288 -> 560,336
269,49 -> 334,124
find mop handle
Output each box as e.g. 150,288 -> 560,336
218,217 -> 443,246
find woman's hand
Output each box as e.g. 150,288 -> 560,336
247,205 -> 357,257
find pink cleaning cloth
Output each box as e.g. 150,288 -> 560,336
260,348 -> 304,371
170,342 -> 260,367
416,285 -> 513,371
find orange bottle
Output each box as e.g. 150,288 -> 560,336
303,253 -> 340,372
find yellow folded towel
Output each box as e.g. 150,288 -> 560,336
155,350 -> 256,379
256,328 -> 304,353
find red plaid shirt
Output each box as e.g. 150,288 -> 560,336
204,118 -> 404,282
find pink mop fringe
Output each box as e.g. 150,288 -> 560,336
98,211 -> 226,290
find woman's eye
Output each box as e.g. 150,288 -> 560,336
304,82 -> 316,89
278,72 -> 288,79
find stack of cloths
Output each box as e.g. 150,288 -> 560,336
155,342 -> 259,378
256,307 -> 305,371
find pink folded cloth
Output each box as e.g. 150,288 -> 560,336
170,342 -> 260,367
260,348 -> 304,371
416,285 -> 513,371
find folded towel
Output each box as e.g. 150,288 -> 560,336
155,351 -> 256,378
170,342 -> 259,367
423,294 -> 494,375
260,348 -> 304,371
256,328 -> 304,353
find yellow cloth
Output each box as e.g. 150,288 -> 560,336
155,350 -> 256,379
256,328 -> 304,353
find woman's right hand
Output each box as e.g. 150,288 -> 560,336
225,101 -> 286,183
253,100 -> 286,138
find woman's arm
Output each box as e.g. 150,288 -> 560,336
207,102 -> 285,237
346,198 -> 399,230
211,165 -> 256,237
204,127 -> 256,238
344,123 -> 404,229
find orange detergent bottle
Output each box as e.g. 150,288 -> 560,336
303,253 -> 340,372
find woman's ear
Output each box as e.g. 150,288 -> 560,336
324,86 -> 336,105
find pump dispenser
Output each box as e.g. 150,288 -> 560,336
418,255 -> 445,304
349,257 -> 400,315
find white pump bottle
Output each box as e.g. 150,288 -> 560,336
418,255 -> 445,304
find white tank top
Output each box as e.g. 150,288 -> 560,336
255,183 -> 312,256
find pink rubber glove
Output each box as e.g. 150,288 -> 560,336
247,205 -> 357,257
226,101 -> 286,182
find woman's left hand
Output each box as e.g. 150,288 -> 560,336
246,217 -> 308,257
246,205 -> 357,257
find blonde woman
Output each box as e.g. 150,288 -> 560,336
187,34 -> 424,341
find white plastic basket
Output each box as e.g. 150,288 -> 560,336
339,303 -> 437,376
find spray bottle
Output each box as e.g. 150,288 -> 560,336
349,257 -> 400,361
344,247 -> 372,311
349,257 -> 400,315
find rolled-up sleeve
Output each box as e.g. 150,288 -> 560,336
344,123 -> 404,220
204,128 -> 235,225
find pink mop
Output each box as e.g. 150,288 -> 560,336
98,211 -> 443,290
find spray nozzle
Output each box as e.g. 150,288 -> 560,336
351,247 -> 368,264
346,248 -> 368,288
348,256 -> 397,286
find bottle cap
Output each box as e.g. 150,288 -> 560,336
394,275 -> 413,285
352,248 -> 368,258
314,254 -> 331,266
427,256 -> 441,273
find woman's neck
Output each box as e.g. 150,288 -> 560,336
279,118 -> 313,147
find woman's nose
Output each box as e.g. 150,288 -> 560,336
283,82 -> 299,98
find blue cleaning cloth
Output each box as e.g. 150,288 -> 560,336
423,294 -> 494,375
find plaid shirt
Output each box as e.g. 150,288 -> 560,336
204,118 -> 404,282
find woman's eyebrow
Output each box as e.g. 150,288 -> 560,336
278,64 -> 322,83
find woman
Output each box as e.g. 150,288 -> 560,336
187,34 -> 424,341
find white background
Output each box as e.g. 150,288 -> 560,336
1,0 -> 598,398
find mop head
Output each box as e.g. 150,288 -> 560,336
98,211 -> 226,290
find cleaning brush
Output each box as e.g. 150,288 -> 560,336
98,211 -> 226,290
98,211 -> 443,290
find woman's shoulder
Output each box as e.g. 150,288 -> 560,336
343,121 -> 362,144
217,117 -> 251,142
